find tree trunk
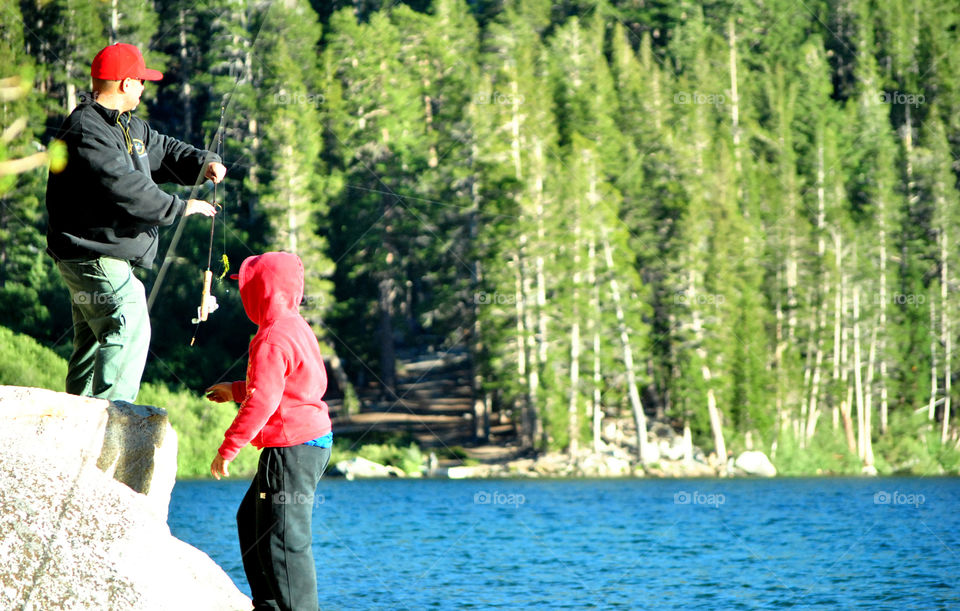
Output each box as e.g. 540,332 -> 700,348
690,270 -> 726,465
512,252 -> 532,448
325,349 -> 356,415
728,18 -> 743,199
805,137 -> 827,444
567,212 -> 582,456
864,317 -> 876,470
179,9 -> 194,144
942,222 -> 952,444
853,287 -> 865,461
602,233 -> 650,464
377,276 -> 397,399
878,186 -> 889,435
110,0 -> 119,44
469,132 -> 487,441
835,238 -> 856,453
588,238 -> 602,453
929,298 -> 939,422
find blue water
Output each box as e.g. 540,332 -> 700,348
169,477 -> 960,610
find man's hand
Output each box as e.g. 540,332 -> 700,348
205,162 -> 227,184
185,198 -> 217,217
211,454 -> 231,480
205,383 -> 233,403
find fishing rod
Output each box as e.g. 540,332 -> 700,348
190,104 -> 230,345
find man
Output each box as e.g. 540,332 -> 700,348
46,43 -> 224,402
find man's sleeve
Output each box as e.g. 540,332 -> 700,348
75,128 -> 185,225
218,342 -> 288,461
146,125 -> 221,186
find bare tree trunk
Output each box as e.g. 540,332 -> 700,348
836,242 -> 856,453
523,249 -> 542,447
690,275 -> 726,465
378,276 -> 397,399
832,230 -> 842,432
65,58 -> 77,114
864,318 -> 876,470
929,298 -> 939,423
110,0 -> 119,43
179,9 -> 194,144
588,238 -> 602,453
534,139 -> 549,371
512,252 -> 532,448
805,135 -> 828,444
853,287 -> 866,461
728,18 -> 743,197
567,213 -> 582,456
602,233 -> 650,464
878,188 -> 890,435
775,266 -> 785,437
468,132 -> 487,441
942,224 -> 952,444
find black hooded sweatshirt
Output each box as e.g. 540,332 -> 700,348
46,98 -> 220,268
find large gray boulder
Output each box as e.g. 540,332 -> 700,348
0,386 -> 250,610
734,450 -> 778,477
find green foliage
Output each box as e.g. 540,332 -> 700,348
773,429 -> 865,477
331,436 -> 425,475
873,411 -> 960,475
0,326 -> 68,389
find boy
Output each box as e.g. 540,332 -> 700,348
206,251 -> 332,611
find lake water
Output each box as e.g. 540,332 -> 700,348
169,477 -> 960,610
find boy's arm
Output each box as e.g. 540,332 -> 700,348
217,342 -> 288,461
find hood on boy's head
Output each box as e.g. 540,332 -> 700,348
236,252 -> 304,325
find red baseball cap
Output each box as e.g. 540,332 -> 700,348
91,43 -> 163,81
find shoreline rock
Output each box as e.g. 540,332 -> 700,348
0,385 -> 250,610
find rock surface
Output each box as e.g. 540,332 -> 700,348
734,450 -> 778,477
0,386 -> 250,611
334,456 -> 407,479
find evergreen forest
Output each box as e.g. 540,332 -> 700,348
2,0 -> 960,474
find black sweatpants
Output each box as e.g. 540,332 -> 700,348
237,444 -> 331,611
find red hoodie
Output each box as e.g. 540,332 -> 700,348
217,252 -> 331,461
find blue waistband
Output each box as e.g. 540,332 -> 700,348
303,432 -> 333,448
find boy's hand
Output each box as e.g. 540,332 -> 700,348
211,454 -> 231,480
205,383 -> 232,402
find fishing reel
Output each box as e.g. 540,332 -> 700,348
191,269 -> 219,325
